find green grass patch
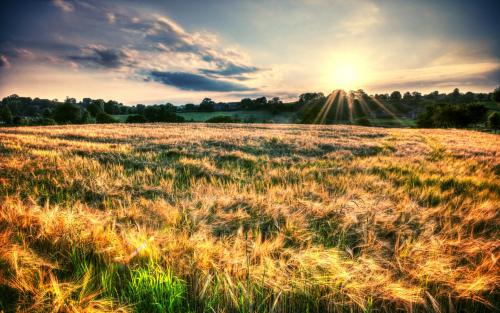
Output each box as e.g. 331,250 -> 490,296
123,263 -> 187,313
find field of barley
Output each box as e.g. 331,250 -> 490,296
0,123 -> 498,313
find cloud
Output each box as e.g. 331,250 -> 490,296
200,63 -> 260,76
0,55 -> 10,68
68,46 -> 131,68
149,71 -> 253,91
52,0 -> 74,13
2,1 -> 263,96
366,62 -> 500,91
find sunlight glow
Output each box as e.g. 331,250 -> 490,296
332,64 -> 359,90
322,53 -> 370,91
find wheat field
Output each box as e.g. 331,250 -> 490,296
0,123 -> 498,312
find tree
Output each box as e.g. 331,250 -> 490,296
143,105 -> 185,123
53,101 -> 82,124
416,103 -> 487,129
390,91 -> 402,102
465,103 -> 488,128
298,93 -> 324,104
487,112 -> 500,133
87,100 -> 104,117
183,103 -> 195,111
200,98 -> 215,112
492,86 -> 500,102
240,98 -> 253,110
254,97 -> 267,108
450,88 -> 461,103
269,97 -> 283,114
417,104 -> 438,128
96,112 -> 117,124
80,110 -> 92,124
0,104 -> 13,124
104,100 -> 120,114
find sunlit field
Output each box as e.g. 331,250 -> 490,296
0,123 -> 498,312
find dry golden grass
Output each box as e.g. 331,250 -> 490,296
0,123 -> 498,312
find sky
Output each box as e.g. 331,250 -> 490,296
0,0 -> 499,105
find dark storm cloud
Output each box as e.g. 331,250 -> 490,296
150,71 -> 253,91
68,47 -> 131,68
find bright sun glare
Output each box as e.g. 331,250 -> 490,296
323,53 -> 369,91
332,63 -> 359,90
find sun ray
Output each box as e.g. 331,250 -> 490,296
356,93 -> 376,118
314,89 -> 338,124
346,91 -> 354,123
336,90 -> 346,123
369,95 -> 404,124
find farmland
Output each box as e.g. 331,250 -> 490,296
0,123 -> 498,312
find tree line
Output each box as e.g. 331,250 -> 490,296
0,87 -> 499,131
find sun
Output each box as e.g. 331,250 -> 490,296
331,63 -> 359,90
321,53 -> 369,91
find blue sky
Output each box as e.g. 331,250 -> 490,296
0,0 -> 499,104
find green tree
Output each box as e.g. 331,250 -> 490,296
53,101 -> 82,124
492,86 -> 500,102
487,112 -> 500,133
80,110 -> 92,124
269,97 -> 283,114
465,103 -> 488,128
87,100 -> 104,117
96,112 -> 117,124
200,98 -> 215,112
0,104 -> 13,124
390,91 -> 402,102
240,98 -> 253,110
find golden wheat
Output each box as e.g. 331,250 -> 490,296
0,123 -> 498,312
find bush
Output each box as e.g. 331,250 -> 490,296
126,114 -> 148,123
39,117 -> 57,126
355,117 -> 372,126
96,112 -> 117,124
206,115 -> 241,123
12,116 -> 28,125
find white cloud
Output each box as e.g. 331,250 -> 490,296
52,0 -> 74,13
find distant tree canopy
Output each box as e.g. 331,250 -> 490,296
144,105 -> 185,122
87,100 -> 104,117
417,103 -> 488,128
1,86 -> 498,128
